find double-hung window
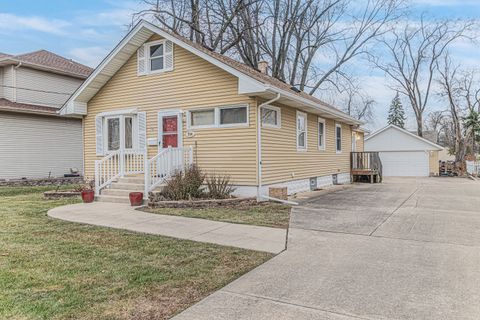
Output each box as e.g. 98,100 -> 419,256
149,43 -> 164,71
297,111 -> 307,150
261,106 -> 281,128
318,117 -> 326,150
138,39 -> 174,75
335,123 -> 342,153
188,105 -> 249,129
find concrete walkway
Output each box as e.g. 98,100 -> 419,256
47,202 -> 287,254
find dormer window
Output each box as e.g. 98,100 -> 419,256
137,39 -> 174,75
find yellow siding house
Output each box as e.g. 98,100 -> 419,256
60,20 -> 364,201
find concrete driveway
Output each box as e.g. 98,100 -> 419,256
174,177 -> 480,320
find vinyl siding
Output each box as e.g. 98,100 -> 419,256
2,66 -> 14,101
260,101 -> 353,185
84,35 -> 257,185
355,132 -> 365,151
15,67 -> 83,108
0,111 -> 83,179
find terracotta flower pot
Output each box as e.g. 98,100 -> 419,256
129,192 -> 144,206
81,190 -> 95,203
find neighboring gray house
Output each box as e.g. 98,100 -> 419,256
0,50 -> 92,179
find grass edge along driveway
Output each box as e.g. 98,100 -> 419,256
0,186 -> 272,320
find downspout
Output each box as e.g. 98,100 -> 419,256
256,93 -> 281,201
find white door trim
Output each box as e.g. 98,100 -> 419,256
158,109 -> 183,152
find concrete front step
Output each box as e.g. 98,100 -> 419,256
117,176 -> 145,184
110,182 -> 144,191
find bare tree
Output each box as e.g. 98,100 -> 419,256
339,83 -> 375,123
133,0 -> 404,96
437,54 -> 467,162
425,110 -> 446,143
370,17 -> 472,136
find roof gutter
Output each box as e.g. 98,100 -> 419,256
265,85 -> 362,126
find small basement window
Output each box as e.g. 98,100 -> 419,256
261,105 -> 281,128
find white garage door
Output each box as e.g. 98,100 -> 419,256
379,151 -> 429,177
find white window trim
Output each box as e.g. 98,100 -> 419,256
218,105 -> 250,128
318,117 -> 326,151
187,104 -> 249,130
351,132 -> 357,152
261,105 -> 281,129
187,108 -> 216,129
296,111 -> 307,151
146,39 -> 168,74
104,114 -> 138,153
335,123 -> 342,154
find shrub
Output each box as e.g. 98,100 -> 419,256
162,165 -> 205,200
206,173 -> 236,199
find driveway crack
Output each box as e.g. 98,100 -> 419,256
369,186 -> 420,236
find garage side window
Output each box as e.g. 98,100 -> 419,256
297,111 -> 307,151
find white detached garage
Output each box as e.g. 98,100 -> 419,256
365,125 -> 443,177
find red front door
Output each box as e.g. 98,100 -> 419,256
161,115 -> 179,148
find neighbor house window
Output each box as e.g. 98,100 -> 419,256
190,109 -> 215,127
149,43 -> 164,71
336,123 -> 342,153
297,111 -> 307,150
318,117 -> 326,150
188,105 -> 249,129
219,106 -> 248,126
261,106 -> 281,128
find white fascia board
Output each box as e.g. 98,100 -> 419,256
238,77 -> 267,94
366,124 -> 444,150
265,85 -> 362,125
59,21 -> 150,115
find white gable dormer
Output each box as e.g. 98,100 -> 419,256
137,39 -> 174,76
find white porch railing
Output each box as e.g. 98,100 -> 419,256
466,161 -> 479,176
145,146 -> 194,195
94,150 -> 146,196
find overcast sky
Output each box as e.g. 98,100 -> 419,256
0,0 -> 478,131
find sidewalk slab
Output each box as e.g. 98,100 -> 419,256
47,202 -> 287,254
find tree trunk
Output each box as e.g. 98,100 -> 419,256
416,115 -> 423,137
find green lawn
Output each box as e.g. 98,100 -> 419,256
0,187 -> 272,320
142,203 -> 291,229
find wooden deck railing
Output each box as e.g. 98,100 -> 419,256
351,152 -> 383,182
